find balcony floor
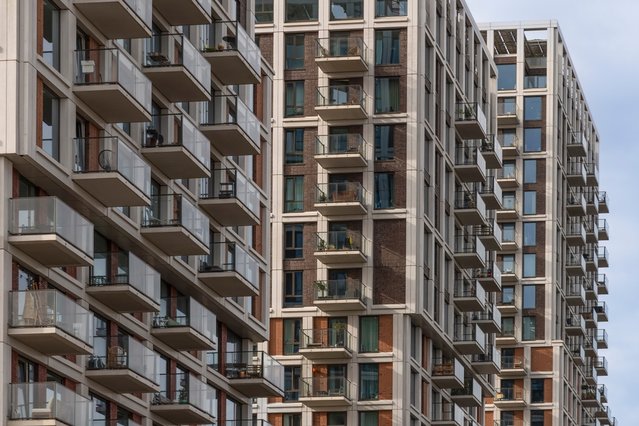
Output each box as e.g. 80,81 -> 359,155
9,234 -> 93,267
73,84 -> 151,123
453,253 -> 485,269
8,327 -> 92,355
143,66 -> 210,102
315,202 -> 366,216
452,340 -> 485,355
455,165 -> 486,183
86,284 -> 159,313
73,172 -> 150,207
455,120 -> 487,139
142,146 -> 210,179
314,250 -> 366,264
299,346 -> 353,360
471,359 -> 499,374
431,375 -> 464,389
86,369 -> 159,393
454,208 -> 486,226
299,395 -> 351,408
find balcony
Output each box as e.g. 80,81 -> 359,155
496,196 -> 519,222
477,219 -> 505,252
316,85 -> 367,121
581,385 -> 601,408
480,134 -> 503,169
8,382 -> 91,425
585,247 -> 598,271
598,246 -> 609,268
74,48 -> 151,122
584,363 -> 598,386
315,182 -> 367,216
472,305 -> 501,333
451,378 -> 482,407
314,231 -> 367,264
597,329 -> 609,349
567,191 -> 587,216
86,335 -> 159,392
497,98 -> 519,125
315,36 -> 368,73
584,188 -> 599,215
496,164 -> 518,189
313,278 -> 366,311
315,134 -> 367,169
471,344 -> 500,374
453,279 -> 486,312
142,113 -> 211,178
584,276 -> 597,300
8,290 -> 93,355
478,176 -> 503,209
595,405 -> 612,423
585,217 -> 598,244
598,191 -> 609,213
72,137 -> 151,206
74,0 -> 152,38
567,131 -> 588,157
198,242 -> 259,297
494,388 -> 526,409
454,189 -> 486,226
299,328 -> 353,360
565,278 -> 586,306
501,135 -> 520,158
566,221 -> 586,247
586,162 -> 599,186
598,219 -> 609,241
209,351 -> 284,397
595,302 -> 609,322
151,374 -> 216,424
600,384 -> 609,403
496,327 -> 518,346
431,358 -> 464,388
201,20 -> 261,85
151,297 -> 217,351
566,252 -> 586,277
500,354 -> 527,376
432,401 -> 465,426
154,0 -> 211,25
498,259 -> 519,283
474,261 -> 502,292
582,305 -> 597,329
143,33 -> 211,101
454,143 -> 487,183
500,228 -> 518,252
565,314 -> 586,336
86,251 -> 160,312
598,274 -> 609,295
8,197 -> 94,266
584,336 -> 597,358
453,235 -> 486,268
595,356 -> 608,376
453,323 -> 486,354
300,377 -> 352,407
566,160 -> 587,187
570,342 -> 585,366
199,168 -> 260,226
200,94 -> 260,155
141,194 -> 210,255
455,102 -> 487,139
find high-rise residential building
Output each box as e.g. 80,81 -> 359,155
481,22 -> 616,426
0,0 -> 281,425
257,1 -> 508,425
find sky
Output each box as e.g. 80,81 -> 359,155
464,0 -> 638,423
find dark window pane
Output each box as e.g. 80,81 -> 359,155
497,63 -> 516,90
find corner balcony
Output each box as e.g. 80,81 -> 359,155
151,297 -> 217,351
480,134 -> 503,169
496,164 -> 518,189
314,231 -> 367,264
143,33 -> 211,102
86,251 -> 160,312
142,113 -> 211,178
494,388 -> 526,409
73,48 -> 151,122
581,385 -> 601,408
313,278 -> 366,311
595,302 -> 609,322
199,94 -> 260,155
300,377 -> 352,407
431,358 -> 464,388
154,0 -> 211,25
597,329 -> 609,349
565,314 -> 586,336
74,0 -> 152,38
455,102 -> 487,139
198,242 -> 259,297
598,191 -> 609,213
598,274 -> 609,295
453,279 -> 486,312
566,221 -> 586,247
497,99 -> 519,125
315,182 -> 367,216
501,135 -> 521,158
500,354 -> 527,377
595,356 -> 608,376
567,131 -> 588,157
299,328 -> 353,360
72,136 -> 151,206
201,20 -> 261,85
567,191 -> 587,216
598,246 -> 609,268
432,401 -> 465,426
209,351 -> 284,397
586,162 -> 599,186
86,335 -> 159,392
453,235 -> 486,269
454,144 -> 486,183
8,290 -> 93,355
454,189 -> 487,226
472,304 -> 501,333
315,134 -> 367,169
8,382 -> 92,425
453,323 -> 486,355
566,252 -> 586,277
598,219 -> 609,241
151,374 -> 216,425
565,278 -> 586,306
478,176 -> 503,209
451,378 -> 482,407
141,194 -> 210,255
8,197 -> 94,266
199,168 -> 260,226
316,85 -> 367,121
471,344 -> 500,374
566,160 -> 587,187
315,36 -> 368,73
498,259 -> 519,283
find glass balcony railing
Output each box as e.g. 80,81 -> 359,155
152,297 -> 216,343
200,168 -> 260,217
123,0 -> 152,26
315,230 -> 364,252
87,334 -> 158,381
143,113 -> 210,169
501,354 -> 525,370
315,133 -> 366,156
9,382 -> 92,423
524,75 -> 547,89
455,102 -> 487,128
455,143 -> 485,168
315,182 -> 366,204
317,85 -> 366,108
313,278 -> 364,302
152,374 -> 216,416
200,94 -> 260,146
497,99 -> 518,117
89,251 -> 160,301
199,241 -> 259,289
301,377 -> 351,399
142,194 -> 210,247
9,289 -> 94,346
200,20 -> 260,76
208,351 -> 284,391
300,328 -> 353,351
315,36 -> 367,61
432,401 -> 464,422
495,387 -> 524,401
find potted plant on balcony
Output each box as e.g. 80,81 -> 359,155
314,280 -> 328,298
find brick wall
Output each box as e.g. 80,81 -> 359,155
530,346 -> 553,371
373,219 -> 406,304
379,315 -> 393,352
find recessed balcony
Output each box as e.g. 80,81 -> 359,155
566,252 -> 586,277
142,113 -> 211,178
154,0 -> 211,25
453,323 -> 486,355
598,219 -> 609,241
314,231 -> 367,264
453,235 -> 486,269
501,135 -> 521,158
200,94 -> 260,155
471,344 -> 499,374
74,0 -> 152,38
566,160 -> 587,187
73,48 -> 151,122
472,305 -> 501,333
500,354 -> 527,376
313,278 -> 366,311
567,131 -> 588,157
72,136 -> 151,206
597,329 -> 609,349
454,143 -> 486,183
565,314 -> 586,336
8,382 -> 92,425
431,358 -> 464,389
199,168 -> 260,226
141,194 -> 210,255
8,290 -> 93,355
8,197 -> 94,266
316,85 -> 367,121
497,98 -> 519,125
453,279 -> 486,312
151,374 -> 217,424
496,197 -> 519,222
454,189 -> 486,226
598,274 -> 609,295
208,351 -> 284,397
494,388 -> 526,409
451,378 -> 482,407
143,33 -> 211,102
299,377 -> 352,407
565,278 -> 586,306
432,401 -> 465,426
315,182 -> 367,216
201,20 -> 261,85
299,328 -> 353,360
315,134 -> 367,169
198,242 -> 259,297
498,259 -> 519,283
480,134 -> 503,169
496,164 -> 518,189
598,191 -> 609,213
478,176 -> 503,209
315,36 -> 368,73
567,192 -> 587,216
500,229 -> 519,252
455,102 -> 487,139
151,297 -> 217,351
566,221 -> 586,247
86,251 -> 160,312
86,335 -> 159,392
496,328 -> 518,346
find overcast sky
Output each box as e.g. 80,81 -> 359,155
464,0 -> 637,423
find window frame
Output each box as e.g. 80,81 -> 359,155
285,81 -> 305,117
374,76 -> 401,113
284,224 -> 304,259
285,0 -> 319,22
359,363 -> 380,400
284,128 -> 305,164
375,29 -> 400,65
283,271 -> 303,307
285,33 -> 305,70
284,176 -> 305,213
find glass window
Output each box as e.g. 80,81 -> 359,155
500,129 -> 517,148
501,254 -> 515,274
255,0 -> 274,23
360,316 -> 379,352
285,129 -> 304,164
284,271 -> 303,307
42,0 -> 60,70
524,96 -> 543,120
331,0 -> 363,20
531,379 -> 544,402
284,224 -> 304,258
374,172 -> 395,209
523,159 -> 537,183
531,410 -> 545,426
42,85 -> 60,161
497,63 -> 516,90
502,223 -> 515,242
286,0 -> 318,22
284,366 -> 301,401
359,364 -> 379,400
284,318 -> 301,354
328,412 -> 347,426
522,285 -> 536,309
360,411 -> 379,426
502,192 -> 516,210
523,191 -> 536,215
502,161 -> 516,179
502,287 -> 515,305
524,127 -> 542,152
375,77 -> 401,113
501,317 -> 514,335
284,176 -> 304,212
375,0 -> 407,17
285,81 -> 305,117
523,222 -> 536,246
375,30 -> 400,65
375,125 -> 395,160
285,34 -> 305,69
501,412 -> 515,423
523,253 -> 536,277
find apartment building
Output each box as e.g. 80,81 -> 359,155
256,1 -> 508,425
480,22 -> 616,426
0,0 -> 282,424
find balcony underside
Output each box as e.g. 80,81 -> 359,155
566,233 -> 586,247
565,265 -> 586,277
453,296 -> 484,312
151,404 -> 215,425
431,375 -> 464,389
471,359 -> 499,374
477,275 -> 501,292
480,192 -> 502,210
493,399 -> 526,410
495,335 -> 518,346
9,235 -> 92,267
299,395 -> 351,408
453,253 -> 485,269
315,202 -> 366,216
73,173 -> 150,207
315,105 -> 367,121
474,318 -> 500,334
151,327 -> 216,351
315,153 -> 367,169
142,146 -> 210,179
200,124 -> 260,156
497,114 -> 519,125
86,284 -> 159,312
204,51 -> 261,85
496,178 -> 518,189
451,393 -> 481,407
455,165 -> 486,183
154,0 -> 212,25
496,210 -> 519,221
74,0 -> 151,39
567,143 -> 587,157
143,67 -> 210,102
313,298 -> 366,312
314,251 -> 366,264
454,208 -> 485,226
141,227 -> 209,255
229,378 -> 284,398
199,271 -> 259,297
199,198 -> 260,227
86,369 -> 159,393
315,56 -> 368,73
455,120 -> 486,139
299,347 -> 352,360
8,327 -> 92,355
478,234 -> 501,251
565,293 -> 585,307
482,151 -> 502,169
74,84 -> 151,123
452,340 -> 485,355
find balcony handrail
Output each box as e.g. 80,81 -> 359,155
207,350 -> 284,391
497,259 -> 517,275
152,373 -> 216,416
494,387 -> 524,401
315,182 -> 366,204
200,94 -> 260,148
8,382 -> 92,423
315,133 -> 366,156
453,279 -> 485,299
301,376 -> 351,399
152,297 -> 216,344
200,19 -> 261,75
501,354 -> 526,369
315,36 -> 367,61
87,334 -> 158,381
315,230 -> 365,252
301,328 -> 353,350
497,98 -> 518,117
198,241 -> 259,289
142,194 -> 210,247
200,167 -> 260,217
313,278 -> 364,301
455,101 -> 487,128
89,251 -> 160,302
316,84 -> 366,108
